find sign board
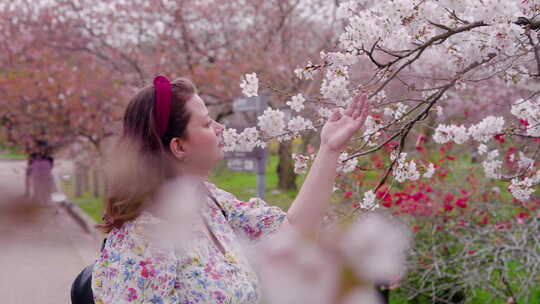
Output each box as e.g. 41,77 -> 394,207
233,97 -> 259,112
226,159 -> 256,172
224,148 -> 266,160
224,147 -> 266,173
226,95 -> 269,198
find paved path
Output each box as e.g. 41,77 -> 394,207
0,160 -> 102,304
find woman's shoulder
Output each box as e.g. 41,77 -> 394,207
92,212 -> 178,302
203,181 -> 285,215
107,211 -> 175,254
95,211 -> 177,272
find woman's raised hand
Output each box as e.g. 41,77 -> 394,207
319,93 -> 370,153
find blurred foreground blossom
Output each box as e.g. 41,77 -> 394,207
340,213 -> 411,284
244,212 -> 411,304
142,176 -> 205,254
101,138 -> 204,253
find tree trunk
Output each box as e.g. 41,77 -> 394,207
277,141 -> 297,191
75,163 -> 86,198
92,168 -> 101,198
299,131 -> 317,154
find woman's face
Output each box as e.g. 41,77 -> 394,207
171,94 -> 225,175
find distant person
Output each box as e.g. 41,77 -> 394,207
28,153 -> 55,205
25,152 -> 39,197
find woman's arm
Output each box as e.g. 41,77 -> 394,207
284,146 -> 340,236
284,94 -> 370,237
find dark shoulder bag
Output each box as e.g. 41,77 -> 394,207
70,238 -> 107,304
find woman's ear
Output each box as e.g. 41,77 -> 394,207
170,137 -> 188,161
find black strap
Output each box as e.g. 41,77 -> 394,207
100,237 -> 107,252
208,193 -> 227,219
199,181 -> 227,220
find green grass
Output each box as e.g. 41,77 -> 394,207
74,194 -> 104,224
390,285 -> 540,304
0,148 -> 25,160
60,176 -> 105,224
209,155 -> 306,211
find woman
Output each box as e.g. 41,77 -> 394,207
91,76 -> 369,303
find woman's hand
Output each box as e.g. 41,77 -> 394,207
320,93 -> 370,153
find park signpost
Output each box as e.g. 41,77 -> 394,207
225,96 -> 268,199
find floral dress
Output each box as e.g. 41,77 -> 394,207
91,181 -> 287,304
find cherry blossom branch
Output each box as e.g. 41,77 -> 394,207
362,21 -> 488,71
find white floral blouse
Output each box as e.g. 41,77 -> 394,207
91,181 -> 287,304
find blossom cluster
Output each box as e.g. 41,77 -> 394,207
240,73 -> 259,97
433,116 -> 505,145
391,152 -> 420,183
510,98 -> 540,137
286,94 -> 305,112
292,153 -> 315,174
221,127 -> 265,152
509,170 -> 540,202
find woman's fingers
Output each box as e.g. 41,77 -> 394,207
351,97 -> 363,119
355,99 -> 370,133
344,96 -> 357,117
353,94 -> 369,120
331,93 -> 369,125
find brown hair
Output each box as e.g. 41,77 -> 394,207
96,78 -> 197,233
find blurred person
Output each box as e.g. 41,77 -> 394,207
27,150 -> 56,205
25,140 -> 54,198
25,151 -> 38,197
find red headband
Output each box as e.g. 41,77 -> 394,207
153,75 -> 172,137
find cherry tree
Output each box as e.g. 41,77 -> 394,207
233,0 -> 540,213
230,0 -> 540,301
0,3 -> 125,157
45,0 -> 343,189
